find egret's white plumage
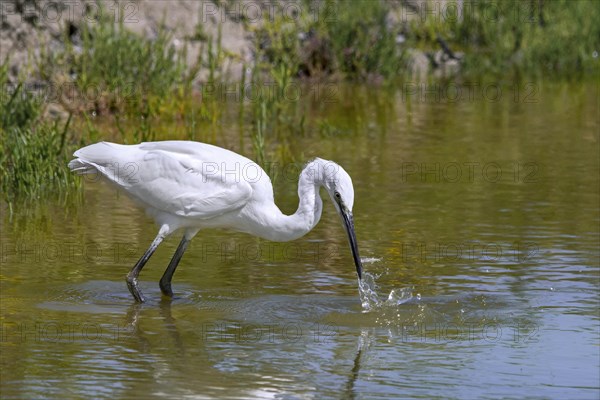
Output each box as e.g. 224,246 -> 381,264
69,140 -> 363,302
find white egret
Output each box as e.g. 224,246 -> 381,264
69,141 -> 363,302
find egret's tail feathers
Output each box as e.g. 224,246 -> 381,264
69,142 -> 134,174
69,142 -> 143,188
73,142 -> 126,162
68,159 -> 97,175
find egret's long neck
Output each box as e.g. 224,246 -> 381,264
252,159 -> 326,242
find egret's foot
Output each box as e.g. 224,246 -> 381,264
126,274 -> 146,303
159,279 -> 174,298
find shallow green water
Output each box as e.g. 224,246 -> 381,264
1,81 -> 599,399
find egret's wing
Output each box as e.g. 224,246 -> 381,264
70,142 -> 254,219
137,150 -> 253,218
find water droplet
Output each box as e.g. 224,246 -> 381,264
550,287 -> 555,291
416,293 -> 421,300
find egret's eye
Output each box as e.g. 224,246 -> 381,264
334,191 -> 341,200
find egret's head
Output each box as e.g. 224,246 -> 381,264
318,159 -> 363,280
323,163 -> 355,214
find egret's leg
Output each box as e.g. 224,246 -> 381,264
159,235 -> 190,298
126,232 -> 165,303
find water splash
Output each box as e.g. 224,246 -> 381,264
360,257 -> 382,264
358,272 -> 413,311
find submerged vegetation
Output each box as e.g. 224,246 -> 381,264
1,0 -> 599,209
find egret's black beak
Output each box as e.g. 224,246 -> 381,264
340,209 -> 363,280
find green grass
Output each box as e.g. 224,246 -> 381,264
2,0 -> 598,205
251,0 -> 406,81
315,0 -> 405,80
407,0 -> 600,78
250,0 -> 599,80
0,62 -> 80,208
72,11 -> 186,116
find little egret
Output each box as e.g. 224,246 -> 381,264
69,141 -> 363,302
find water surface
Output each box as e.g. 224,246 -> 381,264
1,81 -> 599,399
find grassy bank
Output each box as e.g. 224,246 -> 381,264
0,62 -> 80,209
252,0 -> 599,80
406,0 -> 600,78
1,0 -> 599,207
